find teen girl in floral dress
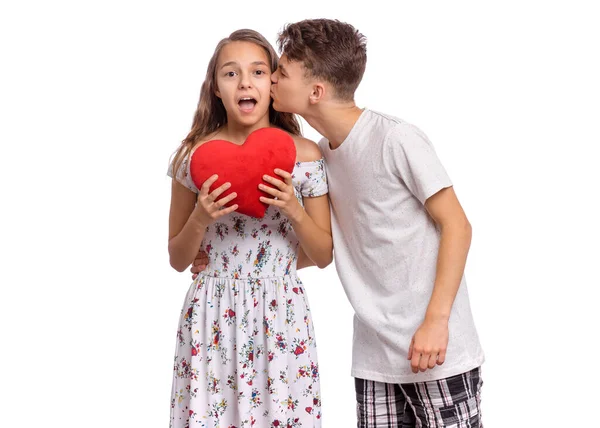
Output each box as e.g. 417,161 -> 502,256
167,29 -> 332,428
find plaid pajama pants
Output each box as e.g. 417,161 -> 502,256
355,367 -> 482,428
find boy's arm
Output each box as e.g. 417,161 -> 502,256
408,186 -> 472,373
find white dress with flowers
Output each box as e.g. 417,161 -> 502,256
167,158 -> 327,428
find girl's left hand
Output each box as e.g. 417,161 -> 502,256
259,169 -> 304,223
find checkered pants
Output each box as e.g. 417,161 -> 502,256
355,367 -> 482,428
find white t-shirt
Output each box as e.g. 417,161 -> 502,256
319,109 -> 484,384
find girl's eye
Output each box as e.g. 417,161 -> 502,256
225,71 -> 236,77
255,70 -> 264,75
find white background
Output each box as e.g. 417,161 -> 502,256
1,1 -> 599,426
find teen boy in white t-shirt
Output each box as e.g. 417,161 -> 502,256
269,19 -> 484,427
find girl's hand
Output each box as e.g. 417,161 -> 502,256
193,174 -> 238,226
259,169 -> 304,223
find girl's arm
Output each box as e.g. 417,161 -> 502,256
260,137 -> 333,268
296,247 -> 317,270
168,175 -> 238,272
260,144 -> 333,268
260,171 -> 332,268
287,193 -> 332,268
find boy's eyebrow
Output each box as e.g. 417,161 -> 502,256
278,64 -> 287,73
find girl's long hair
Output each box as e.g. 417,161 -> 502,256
170,29 -> 301,175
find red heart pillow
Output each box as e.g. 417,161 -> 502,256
189,127 -> 297,218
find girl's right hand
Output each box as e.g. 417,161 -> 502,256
192,174 -> 238,226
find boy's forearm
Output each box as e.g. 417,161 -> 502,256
425,221 -> 472,320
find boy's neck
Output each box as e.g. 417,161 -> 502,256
302,103 -> 364,150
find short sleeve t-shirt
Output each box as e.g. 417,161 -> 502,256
319,109 -> 484,383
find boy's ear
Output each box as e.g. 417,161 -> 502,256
309,83 -> 326,104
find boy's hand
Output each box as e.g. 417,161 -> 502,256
190,250 -> 209,280
408,316 -> 449,373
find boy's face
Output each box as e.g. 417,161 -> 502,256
270,54 -> 313,114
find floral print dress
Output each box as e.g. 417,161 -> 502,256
167,158 -> 328,428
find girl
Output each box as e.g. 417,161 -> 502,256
167,29 -> 332,427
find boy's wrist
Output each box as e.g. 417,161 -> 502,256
424,308 -> 451,323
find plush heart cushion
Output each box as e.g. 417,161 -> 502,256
189,127 -> 297,218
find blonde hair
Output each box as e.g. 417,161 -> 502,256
171,29 -> 301,175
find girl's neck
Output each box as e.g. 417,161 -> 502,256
221,115 -> 271,145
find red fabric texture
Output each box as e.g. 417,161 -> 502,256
190,127 -> 297,218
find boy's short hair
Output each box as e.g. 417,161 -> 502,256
278,19 -> 367,101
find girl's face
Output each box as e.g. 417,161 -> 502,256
215,41 -> 272,128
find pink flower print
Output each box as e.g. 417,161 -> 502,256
254,246 -> 266,266
282,395 -> 299,410
292,338 -> 307,357
250,388 -> 261,408
277,221 -> 289,238
311,362 -> 319,380
275,334 -> 287,352
223,308 -> 236,326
